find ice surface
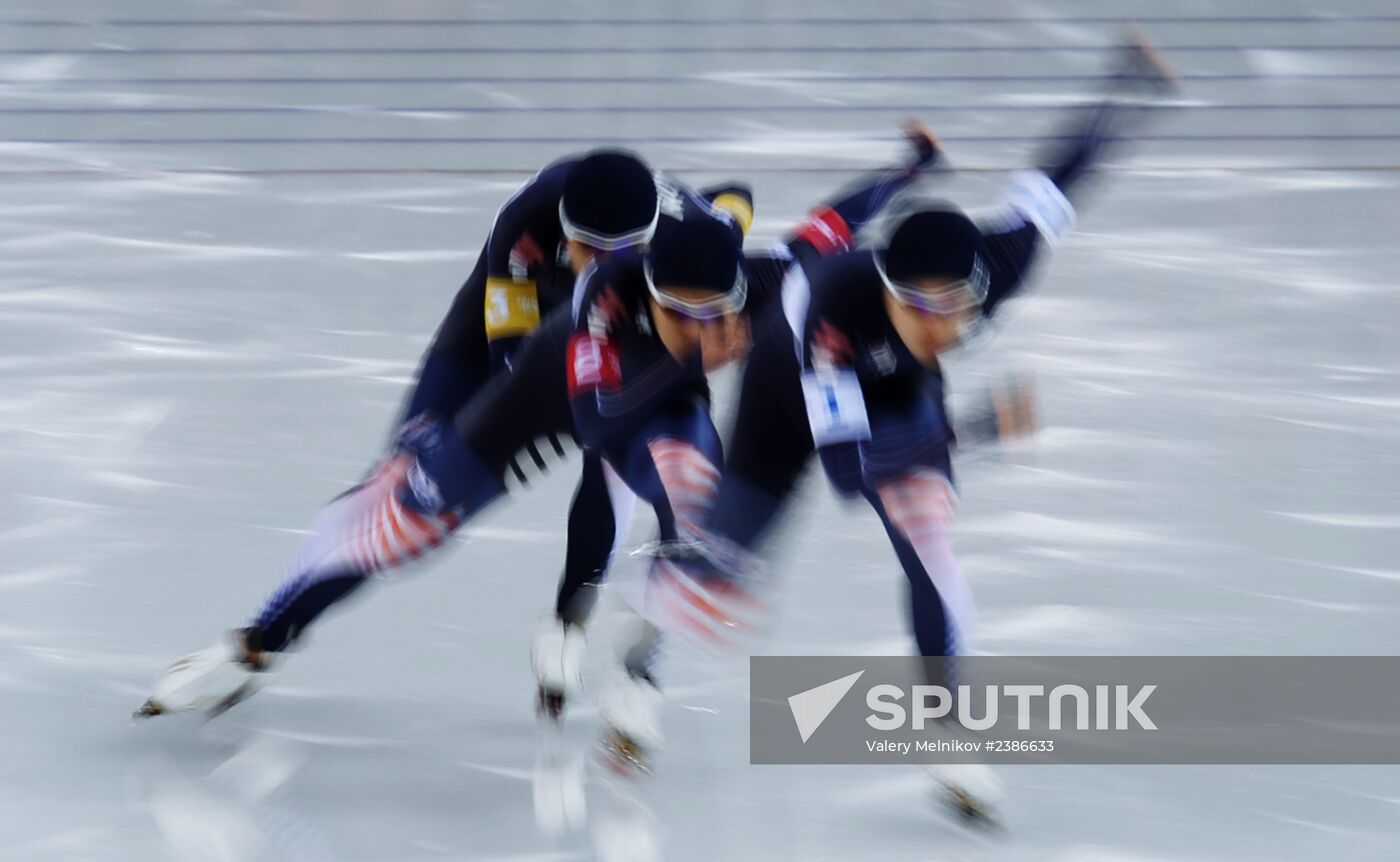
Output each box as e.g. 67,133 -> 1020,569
2,1 -> 1399,859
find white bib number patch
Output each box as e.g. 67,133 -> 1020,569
801,369 -> 871,446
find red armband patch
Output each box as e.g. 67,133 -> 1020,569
567,333 -> 622,395
793,205 -> 854,257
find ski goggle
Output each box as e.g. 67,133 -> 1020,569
876,253 -> 989,317
643,259 -> 748,322
559,200 -> 660,252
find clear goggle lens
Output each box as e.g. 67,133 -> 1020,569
879,255 -> 989,316
558,200 -> 659,252
644,260 -> 748,322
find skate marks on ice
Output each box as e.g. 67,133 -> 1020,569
1,173 -> 1397,862
117,671 -> 675,862
128,731 -> 343,862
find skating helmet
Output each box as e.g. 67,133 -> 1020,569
876,207 -> 989,315
559,149 -> 660,251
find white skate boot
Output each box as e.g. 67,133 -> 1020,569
531,619 -> 586,721
598,672 -> 664,776
135,628 -> 269,718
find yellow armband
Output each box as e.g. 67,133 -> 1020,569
711,192 -> 755,237
484,277 -> 541,340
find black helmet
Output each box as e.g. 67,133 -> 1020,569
876,207 -> 988,314
559,149 -> 660,251
644,216 -> 747,320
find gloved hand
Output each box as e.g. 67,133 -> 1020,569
956,373 -> 1038,449
642,533 -> 771,654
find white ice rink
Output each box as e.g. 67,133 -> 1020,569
2,2 -> 1399,859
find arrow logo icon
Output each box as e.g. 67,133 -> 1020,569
787,670 -> 865,743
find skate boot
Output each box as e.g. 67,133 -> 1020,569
531,618 -> 585,721
598,672 -> 664,777
135,627 -> 270,718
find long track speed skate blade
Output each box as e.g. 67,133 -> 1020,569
598,730 -> 652,778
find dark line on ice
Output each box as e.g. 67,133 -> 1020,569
7,15 -> 1400,27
